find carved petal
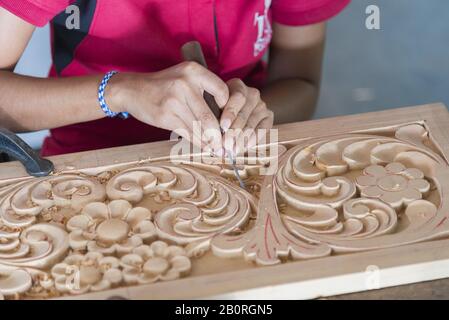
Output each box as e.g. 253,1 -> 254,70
356,176 -> 377,187
143,257 -> 169,276
385,162 -> 405,174
371,143 -> 414,164
126,207 -> 152,228
150,240 -> 169,258
0,270 -> 32,297
365,165 -> 387,178
82,202 -> 108,220
409,179 -> 430,193
315,139 -> 352,176
394,151 -> 439,178
103,268 -> 122,285
69,230 -> 89,250
342,139 -> 381,169
132,220 -> 157,241
108,200 -> 132,219
401,188 -> 422,205
120,253 -> 143,269
66,215 -> 90,232
167,245 -> 187,258
379,192 -> 404,209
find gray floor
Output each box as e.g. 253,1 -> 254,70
12,0 -> 449,148
317,0 -> 449,118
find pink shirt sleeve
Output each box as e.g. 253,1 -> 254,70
272,0 -> 351,26
0,0 -> 74,26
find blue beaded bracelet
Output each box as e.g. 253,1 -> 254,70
98,71 -> 129,119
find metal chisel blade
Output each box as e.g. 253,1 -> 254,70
226,150 -> 246,190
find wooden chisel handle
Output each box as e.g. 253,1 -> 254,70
181,41 -> 223,121
181,42 -> 246,189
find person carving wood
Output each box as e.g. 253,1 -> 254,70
0,0 -> 350,157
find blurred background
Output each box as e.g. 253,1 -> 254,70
317,0 -> 449,118
14,0 -> 449,149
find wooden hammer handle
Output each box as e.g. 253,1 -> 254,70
181,41 -> 222,121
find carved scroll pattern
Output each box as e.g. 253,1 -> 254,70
211,124 -> 449,264
1,124 -> 449,298
0,165 -> 255,298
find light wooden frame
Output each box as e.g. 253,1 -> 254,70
1,103 -> 449,300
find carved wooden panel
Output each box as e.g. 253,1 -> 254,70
1,104 -> 449,299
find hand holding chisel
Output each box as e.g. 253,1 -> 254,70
181,41 -> 246,189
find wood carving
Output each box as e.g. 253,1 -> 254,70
1,121 -> 449,299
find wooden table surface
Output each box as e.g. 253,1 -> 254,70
331,278 -> 449,300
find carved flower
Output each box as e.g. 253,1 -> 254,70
0,270 -> 32,300
356,162 -> 430,209
120,241 -> 191,284
51,252 -> 122,294
67,200 -> 156,255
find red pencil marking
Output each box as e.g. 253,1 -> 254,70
267,214 -> 280,244
264,214 -> 272,259
436,216 -> 448,229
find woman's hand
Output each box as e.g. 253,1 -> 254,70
220,79 -> 274,155
109,61 -> 229,154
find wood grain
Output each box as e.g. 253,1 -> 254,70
1,103 -> 449,300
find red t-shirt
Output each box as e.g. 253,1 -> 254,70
0,0 -> 350,156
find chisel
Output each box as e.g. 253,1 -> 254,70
181,41 -> 246,189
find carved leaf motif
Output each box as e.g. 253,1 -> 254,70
211,124 -> 449,264
1,175 -> 106,229
0,224 -> 69,269
0,175 -> 104,273
1,123 -> 449,298
274,127 -> 446,254
211,176 -> 332,265
152,170 -> 254,257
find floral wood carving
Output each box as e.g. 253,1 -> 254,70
211,124 -> 449,264
0,123 -> 449,299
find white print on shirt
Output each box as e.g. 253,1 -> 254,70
253,0 -> 272,57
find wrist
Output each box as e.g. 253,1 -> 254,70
105,72 -> 131,114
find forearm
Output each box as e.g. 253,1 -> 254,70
0,71 -> 108,132
263,22 -> 325,124
261,78 -> 319,124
